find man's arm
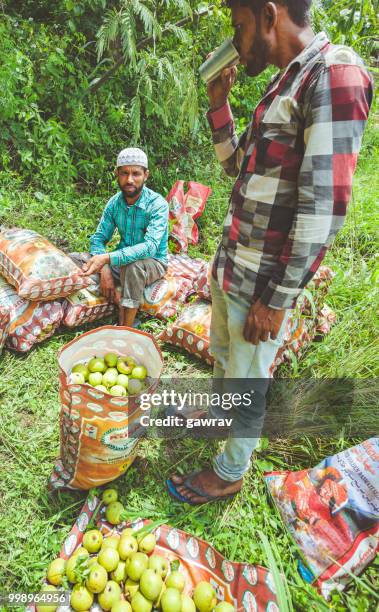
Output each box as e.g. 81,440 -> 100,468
259,62 -> 373,311
89,199 -> 116,256
206,67 -> 247,178
207,103 -> 248,178
108,197 -> 168,268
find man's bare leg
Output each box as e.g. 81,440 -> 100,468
119,305 -> 139,327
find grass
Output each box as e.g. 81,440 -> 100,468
0,117 -> 378,611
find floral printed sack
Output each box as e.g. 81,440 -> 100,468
0,275 -> 63,352
27,495 -> 279,612
62,287 -> 115,328
0,227 -> 90,300
49,326 -> 163,490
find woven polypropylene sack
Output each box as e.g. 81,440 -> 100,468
167,253 -> 208,283
0,306 -> 10,354
62,287 -> 115,327
158,299 -> 213,365
49,325 -> 163,490
265,438 -> 379,599
0,275 -> 63,352
140,274 -> 193,319
0,227 -> 91,300
27,495 -> 279,612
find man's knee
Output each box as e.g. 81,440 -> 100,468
121,261 -> 145,282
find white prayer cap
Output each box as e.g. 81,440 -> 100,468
116,147 -> 148,169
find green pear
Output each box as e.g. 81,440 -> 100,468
88,357 -> 106,373
111,602 -> 133,612
161,588 -> 182,612
130,366 -> 147,380
98,547 -> 120,572
139,569 -> 163,601
126,552 -> 149,581
66,553 -> 88,583
106,501 -> 125,525
105,352 -> 119,368
111,560 -> 127,583
117,358 -> 133,375
46,557 -> 66,586
70,584 -> 94,611
98,581 -> 122,611
124,578 -> 140,600
109,384 -> 128,397
131,591 -> 153,612
102,534 -> 121,549
193,582 -> 217,612
138,533 -> 156,554
117,373 -> 129,389
119,535 -> 138,560
69,372 -> 85,385
120,527 -> 135,538
95,384 -> 108,392
166,571 -> 185,592
83,529 -> 103,553
128,379 -> 143,395
102,488 -> 118,505
181,594 -> 196,612
148,554 -> 169,578
72,546 -> 90,559
88,371 -> 103,386
86,562 -> 108,594
72,363 -> 89,381
103,367 -> 119,387
36,585 -> 58,612
214,603 -> 235,612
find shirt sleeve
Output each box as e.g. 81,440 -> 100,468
89,199 -> 116,256
109,197 -> 168,267
207,102 -> 248,177
260,62 -> 373,310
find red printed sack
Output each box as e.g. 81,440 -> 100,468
140,275 -> 193,319
264,439 -> 379,599
27,495 -> 279,612
167,181 -> 212,252
0,275 -> 63,352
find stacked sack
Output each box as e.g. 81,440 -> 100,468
0,228 -> 91,353
159,260 -> 336,372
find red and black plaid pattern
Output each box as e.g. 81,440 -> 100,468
207,32 -> 373,309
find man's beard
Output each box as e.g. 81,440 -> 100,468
245,30 -> 271,77
119,182 -> 144,200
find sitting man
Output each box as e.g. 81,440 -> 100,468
80,147 -> 169,327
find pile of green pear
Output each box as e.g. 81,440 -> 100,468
68,352 -> 148,397
41,489 -> 235,612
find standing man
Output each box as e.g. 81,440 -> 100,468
82,147 -> 169,327
168,0 -> 372,503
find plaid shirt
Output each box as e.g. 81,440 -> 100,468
208,32 -> 373,309
90,186 -> 169,267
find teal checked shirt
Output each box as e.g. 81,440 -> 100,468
90,186 -> 169,268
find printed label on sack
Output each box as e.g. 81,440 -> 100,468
101,426 -> 135,452
143,279 -> 169,305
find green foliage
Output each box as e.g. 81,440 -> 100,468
312,0 -> 378,60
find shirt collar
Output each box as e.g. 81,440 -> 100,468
119,185 -> 147,210
288,31 -> 329,69
268,32 -> 329,91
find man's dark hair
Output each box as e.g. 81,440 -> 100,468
226,0 -> 312,27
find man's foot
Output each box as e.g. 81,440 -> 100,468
168,468 -> 242,505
